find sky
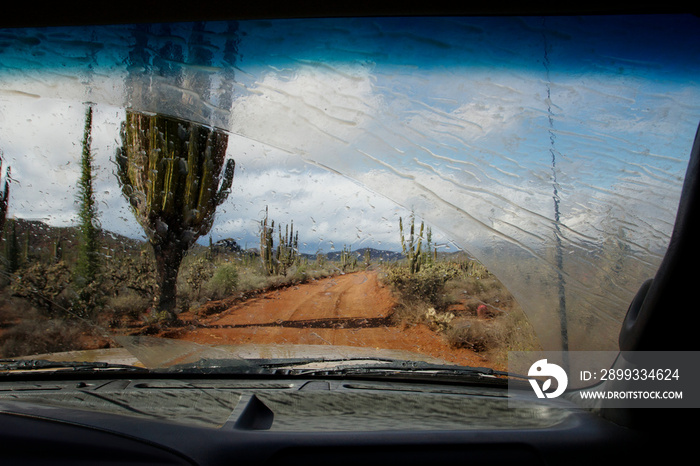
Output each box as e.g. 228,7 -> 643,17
1,16 -> 697,253
1,15 -> 700,349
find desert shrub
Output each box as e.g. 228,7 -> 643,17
232,260 -> 337,296
178,256 -> 216,302
391,304 -> 457,331
69,278 -> 107,320
106,290 -> 151,319
104,252 -> 157,299
10,261 -> 73,316
0,318 -> 93,358
444,317 -> 497,352
459,259 -> 491,279
385,261 -> 460,308
202,263 -> 239,300
11,251 -> 159,321
235,267 -> 271,294
488,306 -> 541,362
290,263 -> 309,284
390,301 -> 429,327
444,308 -> 541,360
385,257 -> 541,362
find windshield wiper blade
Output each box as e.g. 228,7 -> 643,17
163,357 -> 530,386
248,357 -> 526,383
0,359 -> 148,374
164,356 -> 426,374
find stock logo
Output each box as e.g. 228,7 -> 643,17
528,359 -> 568,398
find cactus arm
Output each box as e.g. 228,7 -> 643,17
146,116 -> 163,216
195,133 -> 214,220
416,221 -> 424,256
398,213 -> 427,274
399,217 -> 407,256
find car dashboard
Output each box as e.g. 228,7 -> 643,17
0,373 -> 654,466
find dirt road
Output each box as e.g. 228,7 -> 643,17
163,271 -> 493,368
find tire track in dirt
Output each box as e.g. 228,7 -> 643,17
165,270 -> 494,368
200,272 -> 389,329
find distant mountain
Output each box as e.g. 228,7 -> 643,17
3,218 -> 435,267
1,218 -> 146,263
239,246 -> 404,262
324,247 -> 403,262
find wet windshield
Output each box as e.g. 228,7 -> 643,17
0,15 -> 699,372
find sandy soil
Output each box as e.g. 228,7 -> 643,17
145,270 -> 496,369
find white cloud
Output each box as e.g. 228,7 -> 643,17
229,63 -> 381,156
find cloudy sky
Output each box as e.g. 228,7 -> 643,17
1,16 -> 697,254
0,97 -> 423,253
1,15 -> 699,349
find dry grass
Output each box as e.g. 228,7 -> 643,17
0,319 -> 89,358
0,294 -> 107,358
106,291 -> 151,319
390,300 -> 430,327
384,261 -> 541,364
442,301 -> 541,366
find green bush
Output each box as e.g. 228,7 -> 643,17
203,263 -> 239,300
290,263 -> 309,284
179,256 -> 216,301
235,267 -> 271,294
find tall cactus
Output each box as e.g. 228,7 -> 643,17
399,213 -> 424,274
259,206 -> 299,276
75,105 -> 101,286
339,244 -> 356,271
115,109 -> 235,319
423,226 -> 435,265
277,221 -> 298,275
260,206 -> 276,275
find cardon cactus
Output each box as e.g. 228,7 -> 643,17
260,206 -> 276,275
259,206 -> 299,276
400,214 -> 424,274
339,244 -> 356,271
276,221 -> 298,275
115,110 -> 235,319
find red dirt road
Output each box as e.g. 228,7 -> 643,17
162,270 -> 494,368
